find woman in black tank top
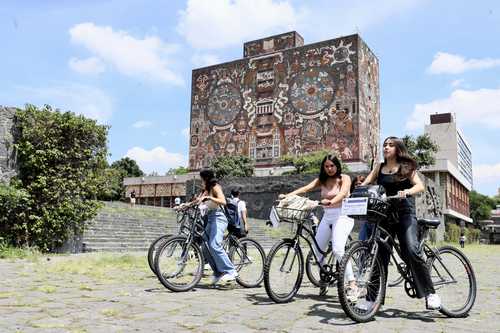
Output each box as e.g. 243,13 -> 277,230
358,136 -> 441,311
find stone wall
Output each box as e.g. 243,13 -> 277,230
187,171 -> 445,241
0,106 -> 17,184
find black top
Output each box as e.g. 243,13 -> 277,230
376,163 -> 413,196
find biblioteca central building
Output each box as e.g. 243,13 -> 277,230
124,32 -> 380,206
188,31 -> 380,174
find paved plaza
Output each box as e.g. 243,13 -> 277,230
0,245 -> 498,333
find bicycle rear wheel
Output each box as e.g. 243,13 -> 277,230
148,234 -> 171,275
264,239 -> 304,303
229,237 -> 266,288
427,246 -> 477,317
387,251 -> 405,287
305,247 -> 333,287
337,241 -> 386,323
154,235 -> 203,292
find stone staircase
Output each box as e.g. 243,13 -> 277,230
82,202 -> 291,252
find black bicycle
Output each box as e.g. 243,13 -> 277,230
337,185 -> 477,322
154,202 -> 266,292
264,204 -> 350,303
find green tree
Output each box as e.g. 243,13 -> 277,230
210,155 -> 254,179
402,134 -> 439,168
110,157 -> 144,177
167,166 -> 189,175
469,190 -> 496,223
9,104 -> 108,251
95,167 -> 123,201
281,150 -> 348,175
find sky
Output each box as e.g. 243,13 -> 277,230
0,0 -> 499,196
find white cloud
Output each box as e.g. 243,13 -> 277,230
177,0 -> 297,49
69,22 -> 183,85
68,56 -> 106,75
125,146 -> 187,174
181,127 -> 190,138
132,120 -> 153,129
295,0 -> 421,42
450,79 -> 465,88
15,83 -> 113,123
406,87 -> 500,131
428,52 -> 500,75
191,53 -> 220,67
473,163 -> 500,191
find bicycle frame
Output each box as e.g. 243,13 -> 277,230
362,218 -> 459,292
278,217 -> 333,275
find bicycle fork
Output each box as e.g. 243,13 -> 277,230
280,242 -> 299,274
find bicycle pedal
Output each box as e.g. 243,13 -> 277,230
319,285 -> 329,296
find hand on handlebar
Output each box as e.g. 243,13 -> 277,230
397,190 -> 410,198
320,198 -> 332,206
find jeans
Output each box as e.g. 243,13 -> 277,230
313,207 -> 355,281
202,209 -> 236,277
358,219 -> 374,241
368,199 -> 435,300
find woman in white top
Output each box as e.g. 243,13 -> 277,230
282,154 -> 356,297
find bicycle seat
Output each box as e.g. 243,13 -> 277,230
417,218 -> 440,229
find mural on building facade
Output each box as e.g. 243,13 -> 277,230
188,32 -> 380,170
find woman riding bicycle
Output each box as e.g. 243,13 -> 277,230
358,136 -> 441,310
197,168 -> 238,285
282,154 -> 357,297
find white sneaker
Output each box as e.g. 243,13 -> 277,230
210,275 -> 221,285
356,298 -> 375,311
218,272 -> 238,284
346,286 -> 360,302
426,293 -> 441,310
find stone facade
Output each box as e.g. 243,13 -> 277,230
0,106 -> 17,184
188,32 -> 380,171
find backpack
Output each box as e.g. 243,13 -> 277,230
224,197 -> 242,233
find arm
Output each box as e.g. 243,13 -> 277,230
284,178 -> 320,197
361,163 -> 380,185
201,184 -> 227,205
324,174 -> 352,206
241,205 -> 248,232
399,171 -> 425,197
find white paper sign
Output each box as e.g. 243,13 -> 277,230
341,197 -> 368,216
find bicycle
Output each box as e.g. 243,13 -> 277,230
154,202 -> 266,292
263,204 -> 348,303
147,204 -> 191,275
337,185 -> 477,322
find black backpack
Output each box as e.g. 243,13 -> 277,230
224,197 -> 242,233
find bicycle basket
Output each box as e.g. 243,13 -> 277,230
274,206 -> 313,224
366,198 -> 391,223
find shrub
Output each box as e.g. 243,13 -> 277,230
7,104 -> 108,251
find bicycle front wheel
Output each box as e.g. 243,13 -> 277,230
337,241 -> 386,323
229,237 -> 266,288
154,235 -> 203,292
264,239 -> 304,303
427,246 -> 477,317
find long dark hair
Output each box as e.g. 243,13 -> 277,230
199,168 -> 218,193
318,154 -> 342,185
383,136 -> 417,179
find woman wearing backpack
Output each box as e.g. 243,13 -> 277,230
197,168 -> 238,284
281,154 -> 357,297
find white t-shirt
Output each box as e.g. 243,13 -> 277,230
237,200 -> 247,223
